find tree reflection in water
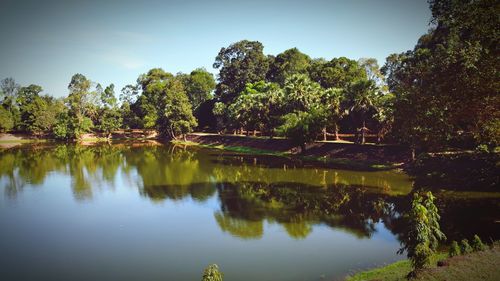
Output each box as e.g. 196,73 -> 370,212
0,142 -> 498,243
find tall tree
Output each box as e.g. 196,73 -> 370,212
61,73 -> 99,139
345,79 -> 377,144
136,68 -> 174,130
320,87 -> 345,140
0,77 -> 21,130
213,40 -> 269,103
228,81 -> 283,136
267,48 -> 311,86
157,77 -> 197,139
97,84 -> 122,138
180,68 -> 216,110
309,57 -> 366,89
383,0 -> 500,150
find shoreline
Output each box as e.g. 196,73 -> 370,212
345,244 -> 500,281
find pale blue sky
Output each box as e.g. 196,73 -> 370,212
0,0 -> 431,97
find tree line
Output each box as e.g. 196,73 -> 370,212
0,0 -> 497,151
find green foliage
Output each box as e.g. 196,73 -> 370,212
212,102 -> 226,133
53,111 -> 71,140
449,241 -> 461,257
213,40 -> 269,103
201,264 -> 223,281
308,57 -> 366,89
180,68 -> 216,110
471,235 -> 486,252
277,109 -> 326,153
64,73 -> 100,139
267,48 -> 311,85
383,0 -> 499,150
96,84 -> 121,137
345,79 -> 378,144
400,191 -> 446,272
228,81 -> 283,135
157,78 -> 197,139
0,106 -> 14,132
16,84 -> 62,134
460,239 -> 473,254
283,74 -> 322,113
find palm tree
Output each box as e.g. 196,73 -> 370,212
346,80 -> 377,144
320,87 -> 345,140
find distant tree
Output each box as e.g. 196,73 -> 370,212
212,102 -> 226,134
96,84 -> 122,138
283,74 -> 322,113
213,40 -> 269,103
345,79 -> 378,144
308,57 -> 366,89
358,58 -> 386,89
372,91 -> 395,143
180,68 -> 216,110
267,48 -> 311,85
156,77 -> 197,139
278,109 -> 326,153
136,68 -> 174,130
16,84 -> 43,131
0,106 -> 14,132
0,77 -> 20,99
228,81 -> 282,136
320,87 -> 345,140
120,84 -> 142,129
58,73 -> 100,139
0,77 -> 21,130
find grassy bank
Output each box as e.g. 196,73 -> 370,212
172,137 -> 404,171
346,245 -> 500,281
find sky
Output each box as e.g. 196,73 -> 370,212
0,0 -> 432,97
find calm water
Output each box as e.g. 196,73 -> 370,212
0,142 -> 498,281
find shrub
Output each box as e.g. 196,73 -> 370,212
460,239 -> 473,254
399,191 -> 446,273
448,241 -> 460,257
471,235 -> 486,252
202,264 -> 223,281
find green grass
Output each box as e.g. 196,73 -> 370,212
346,245 -> 500,281
0,139 -> 47,144
172,140 -> 401,171
346,253 -> 447,281
171,140 -> 288,157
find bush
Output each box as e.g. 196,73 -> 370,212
400,191 -> 446,273
460,239 -> 473,254
448,241 -> 460,257
471,235 -> 486,252
202,264 -> 223,281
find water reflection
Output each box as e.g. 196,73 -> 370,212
0,143 -> 498,242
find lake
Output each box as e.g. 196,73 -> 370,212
0,142 -> 498,281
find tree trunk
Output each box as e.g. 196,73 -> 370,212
253,129 -> 257,136
300,143 -> 306,154
323,127 -> 327,141
361,120 -> 366,145
334,124 -> 340,141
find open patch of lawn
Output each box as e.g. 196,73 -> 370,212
346,245 -> 499,281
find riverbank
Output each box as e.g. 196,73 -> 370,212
176,133 -> 412,171
346,244 -> 500,281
